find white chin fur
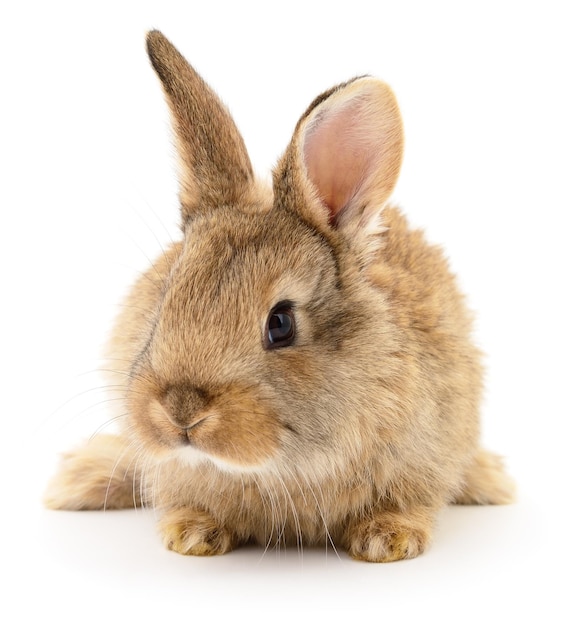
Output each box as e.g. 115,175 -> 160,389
173,445 -> 272,475
173,445 -> 211,468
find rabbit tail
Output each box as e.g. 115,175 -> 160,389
454,449 -> 516,505
44,434 -> 145,511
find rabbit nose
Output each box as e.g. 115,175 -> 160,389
161,384 -> 210,430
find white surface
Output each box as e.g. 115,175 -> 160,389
2,1 -> 560,624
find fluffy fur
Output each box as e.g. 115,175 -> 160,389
44,30 -> 515,562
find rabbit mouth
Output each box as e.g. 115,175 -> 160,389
129,384 -> 283,471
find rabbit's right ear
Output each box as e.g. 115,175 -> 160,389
274,76 -> 403,245
146,31 -> 256,224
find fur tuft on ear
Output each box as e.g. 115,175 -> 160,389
274,76 -> 403,250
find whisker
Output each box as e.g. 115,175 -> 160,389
299,471 -> 342,561
123,196 -> 177,257
151,456 -> 163,513
89,413 -> 128,439
253,475 -> 279,562
138,196 -> 177,250
103,438 -> 137,511
271,467 -> 304,562
132,449 -> 145,511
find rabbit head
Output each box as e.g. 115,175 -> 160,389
122,31 -> 404,480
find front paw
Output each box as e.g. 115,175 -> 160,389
346,510 -> 432,563
158,508 -> 236,556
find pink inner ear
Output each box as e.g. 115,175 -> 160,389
303,100 -> 372,225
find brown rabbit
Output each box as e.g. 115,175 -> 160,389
44,30 -> 514,562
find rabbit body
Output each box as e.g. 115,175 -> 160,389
45,31 -> 514,562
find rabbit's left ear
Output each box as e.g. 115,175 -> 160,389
274,77 -> 403,238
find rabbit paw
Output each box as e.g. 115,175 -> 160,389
346,511 -> 432,563
159,507 -> 236,556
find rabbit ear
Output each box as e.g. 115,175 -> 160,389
146,31 -> 255,223
274,76 -> 403,240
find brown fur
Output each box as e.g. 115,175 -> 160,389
44,30 -> 514,562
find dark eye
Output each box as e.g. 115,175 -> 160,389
264,302 -> 296,349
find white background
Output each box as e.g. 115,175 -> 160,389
1,1 -> 560,624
